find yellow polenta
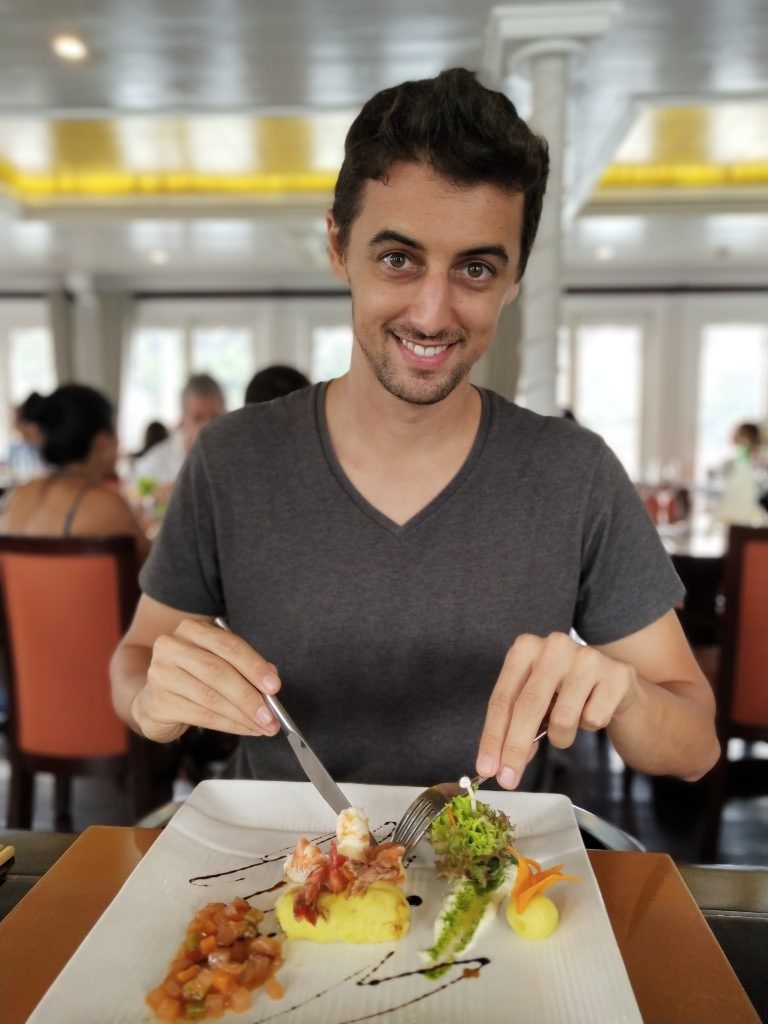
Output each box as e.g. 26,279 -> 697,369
276,881 -> 410,943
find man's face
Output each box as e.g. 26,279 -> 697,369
180,393 -> 223,450
327,161 -> 524,406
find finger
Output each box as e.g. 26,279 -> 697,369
144,661 -> 273,736
475,634 -> 540,779
148,634 -> 278,733
497,633 -> 577,787
154,633 -> 278,730
546,662 -> 599,748
176,618 -> 281,695
580,669 -> 630,732
160,690 -> 277,738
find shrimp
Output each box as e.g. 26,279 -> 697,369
336,807 -> 372,861
347,841 -> 406,894
283,837 -> 327,885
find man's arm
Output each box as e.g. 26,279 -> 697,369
475,609 -> 719,789
110,594 -> 282,743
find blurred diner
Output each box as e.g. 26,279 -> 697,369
132,420 -> 170,464
132,373 -> 225,487
0,384 -> 150,562
3,392 -> 45,484
244,364 -> 310,404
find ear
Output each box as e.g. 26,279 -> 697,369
326,211 -> 349,285
502,280 -> 520,307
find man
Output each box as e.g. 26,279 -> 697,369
111,69 -> 718,790
133,373 -> 225,486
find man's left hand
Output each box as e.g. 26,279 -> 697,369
476,632 -> 640,789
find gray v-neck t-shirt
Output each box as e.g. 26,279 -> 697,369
139,383 -> 683,786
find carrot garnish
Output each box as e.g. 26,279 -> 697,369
509,846 -> 580,913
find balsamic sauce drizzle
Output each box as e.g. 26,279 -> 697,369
244,951 -> 492,1024
244,879 -> 286,900
187,831 -> 336,886
184,819 -> 489,1024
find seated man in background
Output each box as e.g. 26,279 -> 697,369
111,68 -> 718,793
1,383 -> 149,561
133,373 -> 225,487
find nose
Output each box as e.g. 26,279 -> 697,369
407,272 -> 453,338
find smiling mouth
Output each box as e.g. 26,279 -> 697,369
392,332 -> 454,358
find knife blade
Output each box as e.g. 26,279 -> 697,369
214,617 -> 351,817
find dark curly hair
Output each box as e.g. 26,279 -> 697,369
332,67 -> 550,281
25,384 -> 114,467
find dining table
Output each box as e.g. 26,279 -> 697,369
0,825 -> 764,1024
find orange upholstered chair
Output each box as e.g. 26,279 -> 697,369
700,525 -> 768,861
0,535 -> 160,829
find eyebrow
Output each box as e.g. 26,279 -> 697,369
368,229 -> 510,266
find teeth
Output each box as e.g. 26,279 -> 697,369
400,337 -> 447,357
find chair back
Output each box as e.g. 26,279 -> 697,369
720,526 -> 768,733
0,535 -> 139,759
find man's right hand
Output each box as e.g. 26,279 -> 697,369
130,618 -> 282,743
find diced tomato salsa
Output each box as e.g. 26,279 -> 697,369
145,896 -> 283,1021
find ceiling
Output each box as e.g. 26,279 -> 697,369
1,0 -> 767,289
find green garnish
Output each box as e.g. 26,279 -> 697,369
423,879 -> 493,978
429,793 -> 515,893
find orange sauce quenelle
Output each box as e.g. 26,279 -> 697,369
145,896 -> 284,1022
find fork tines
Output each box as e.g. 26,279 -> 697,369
392,793 -> 443,853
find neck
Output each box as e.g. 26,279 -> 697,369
326,366 -> 480,461
56,460 -> 102,482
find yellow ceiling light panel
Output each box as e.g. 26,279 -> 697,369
0,115 -> 348,203
595,103 -> 768,195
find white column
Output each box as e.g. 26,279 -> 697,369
519,49 -> 570,414
47,288 -> 75,384
66,273 -> 106,391
99,291 -> 135,412
483,3 -> 621,412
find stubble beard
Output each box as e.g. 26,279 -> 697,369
353,322 -> 473,406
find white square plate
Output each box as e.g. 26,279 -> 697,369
28,780 -> 642,1024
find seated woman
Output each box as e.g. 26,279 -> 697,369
0,384 -> 150,562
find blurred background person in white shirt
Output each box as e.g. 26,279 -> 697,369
133,373 -> 225,488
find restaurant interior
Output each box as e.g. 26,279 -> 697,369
0,2 -> 767,1023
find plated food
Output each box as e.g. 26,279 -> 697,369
276,806 -> 410,943
145,787 -> 580,1021
31,782 -> 639,1024
145,896 -> 283,1021
424,779 -> 580,972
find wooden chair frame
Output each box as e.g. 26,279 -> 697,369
700,525 -> 768,861
0,535 -> 164,830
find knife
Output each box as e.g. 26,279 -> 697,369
214,617 -> 351,816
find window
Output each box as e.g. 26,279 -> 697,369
571,323 -> 643,479
120,327 -> 185,452
0,308 -> 56,458
311,325 -> 353,381
696,323 -> 768,481
191,326 -> 255,413
120,305 -> 272,453
8,327 -> 56,405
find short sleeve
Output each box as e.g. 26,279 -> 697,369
573,444 -> 684,644
138,439 -> 224,615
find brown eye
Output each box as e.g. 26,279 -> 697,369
466,261 -> 491,280
383,252 -> 409,270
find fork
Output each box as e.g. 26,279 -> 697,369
392,727 -> 548,856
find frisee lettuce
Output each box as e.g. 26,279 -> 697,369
429,793 -> 515,893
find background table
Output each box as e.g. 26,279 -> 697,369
0,826 -> 761,1024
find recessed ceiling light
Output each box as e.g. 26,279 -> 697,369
595,245 -> 615,261
52,34 -> 88,61
149,249 -> 169,265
